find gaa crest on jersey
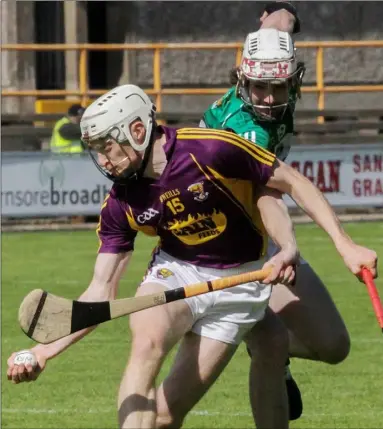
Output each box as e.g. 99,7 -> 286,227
156,268 -> 174,279
187,182 -> 209,202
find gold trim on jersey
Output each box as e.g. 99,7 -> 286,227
96,221 -> 102,252
205,165 -> 268,256
189,154 -> 267,255
101,193 -> 110,210
177,128 -> 275,166
126,207 -> 157,237
178,128 -> 275,160
96,193 -> 111,252
189,153 -> 261,234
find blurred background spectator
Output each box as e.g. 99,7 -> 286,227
50,104 -> 85,153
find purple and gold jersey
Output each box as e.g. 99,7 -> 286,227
97,126 -> 276,269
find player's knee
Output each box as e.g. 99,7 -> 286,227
156,386 -> 189,428
156,409 -> 184,429
130,335 -> 167,364
319,331 -> 350,365
245,315 -> 289,364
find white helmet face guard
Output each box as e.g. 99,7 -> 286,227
82,136 -> 139,183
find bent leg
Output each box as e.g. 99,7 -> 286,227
269,263 -> 350,364
154,254 -> 273,428
156,332 -> 237,428
245,308 -> 289,429
118,282 -> 194,429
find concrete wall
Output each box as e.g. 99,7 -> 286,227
3,1 -> 383,114
2,1 -> 36,114
106,1 -> 383,111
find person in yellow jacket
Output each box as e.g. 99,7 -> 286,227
50,104 -> 85,153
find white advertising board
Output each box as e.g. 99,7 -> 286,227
1,143 -> 382,217
283,143 -> 382,208
2,153 -> 112,217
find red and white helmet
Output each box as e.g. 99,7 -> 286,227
237,29 -> 305,120
241,29 -> 297,80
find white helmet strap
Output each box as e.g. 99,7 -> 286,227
106,104 -> 155,152
129,108 -> 154,152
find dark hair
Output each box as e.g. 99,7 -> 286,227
229,67 -> 240,85
68,104 -> 85,117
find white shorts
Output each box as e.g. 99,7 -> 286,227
266,238 -> 308,265
141,250 -> 271,345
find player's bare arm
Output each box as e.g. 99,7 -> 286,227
7,251 -> 132,384
265,159 -> 378,278
36,252 -> 132,354
256,188 -> 298,285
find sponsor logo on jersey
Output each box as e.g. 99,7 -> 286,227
167,209 -> 227,245
187,182 -> 209,202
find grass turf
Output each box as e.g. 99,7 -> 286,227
2,222 -> 382,428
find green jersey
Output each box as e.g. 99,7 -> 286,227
202,87 -> 294,160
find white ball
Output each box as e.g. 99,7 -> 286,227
13,350 -> 37,368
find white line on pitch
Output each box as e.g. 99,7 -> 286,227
6,280 -> 85,285
2,408 -> 383,418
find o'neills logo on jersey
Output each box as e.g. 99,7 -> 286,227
167,209 -> 227,245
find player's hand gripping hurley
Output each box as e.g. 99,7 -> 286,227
18,267 -> 272,344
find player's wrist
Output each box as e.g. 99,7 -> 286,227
333,234 -> 354,256
31,344 -> 55,361
280,243 -> 299,264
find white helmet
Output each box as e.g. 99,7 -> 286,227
237,29 -> 305,120
80,84 -> 155,152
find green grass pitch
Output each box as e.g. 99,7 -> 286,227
2,222 -> 383,428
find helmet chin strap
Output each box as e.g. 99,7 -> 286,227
114,155 -> 130,167
86,124 -> 156,185
108,150 -> 140,182
253,103 -> 288,120
105,155 -> 130,172
107,154 -> 131,171
238,82 -> 289,122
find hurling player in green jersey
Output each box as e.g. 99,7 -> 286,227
202,4 -> 352,422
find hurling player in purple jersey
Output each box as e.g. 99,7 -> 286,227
8,85 -> 377,429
